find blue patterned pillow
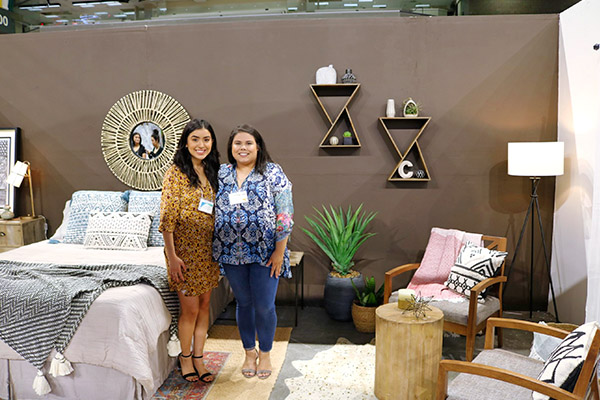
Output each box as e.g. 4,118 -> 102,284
63,191 -> 128,244
127,190 -> 164,246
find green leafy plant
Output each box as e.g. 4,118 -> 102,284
352,276 -> 384,307
302,204 -> 377,276
403,98 -> 422,116
343,131 -> 352,138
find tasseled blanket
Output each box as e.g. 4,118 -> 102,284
0,261 -> 179,395
407,227 -> 483,300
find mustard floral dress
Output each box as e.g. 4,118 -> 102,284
159,165 -> 220,296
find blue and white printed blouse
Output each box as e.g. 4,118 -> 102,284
213,162 -> 294,278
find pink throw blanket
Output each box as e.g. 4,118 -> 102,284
407,227 -> 483,300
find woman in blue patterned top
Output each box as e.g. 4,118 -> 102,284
213,124 -> 293,380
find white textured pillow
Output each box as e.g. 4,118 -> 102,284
49,199 -> 71,243
83,211 -> 152,251
529,322 -> 563,362
444,241 -> 508,298
533,321 -> 599,400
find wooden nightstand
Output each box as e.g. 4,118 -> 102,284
0,216 -> 46,253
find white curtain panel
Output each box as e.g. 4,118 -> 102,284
554,0 -> 600,324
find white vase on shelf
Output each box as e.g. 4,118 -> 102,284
316,65 -> 337,84
386,99 -> 396,117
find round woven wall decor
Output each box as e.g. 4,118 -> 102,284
101,90 -> 190,190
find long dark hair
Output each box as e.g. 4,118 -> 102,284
129,131 -> 142,148
227,124 -> 273,174
173,119 -> 220,191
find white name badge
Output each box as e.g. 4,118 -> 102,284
229,190 -> 248,205
198,198 -> 214,214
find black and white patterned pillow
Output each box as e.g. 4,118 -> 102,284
444,241 -> 508,298
83,211 -> 152,251
533,322 -> 599,400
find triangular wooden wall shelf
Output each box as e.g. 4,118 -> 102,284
379,117 -> 432,182
310,84 -> 361,148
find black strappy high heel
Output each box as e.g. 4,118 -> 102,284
179,353 -> 199,382
192,354 -> 214,384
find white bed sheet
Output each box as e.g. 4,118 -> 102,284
0,241 -> 173,398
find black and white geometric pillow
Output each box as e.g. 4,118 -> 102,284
83,211 -> 152,251
444,241 -> 508,298
533,321 -> 599,400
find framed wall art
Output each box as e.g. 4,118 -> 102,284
0,128 -> 19,213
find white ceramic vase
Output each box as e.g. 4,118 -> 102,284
316,65 -> 337,84
386,99 -> 396,117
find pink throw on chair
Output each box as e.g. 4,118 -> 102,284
407,227 -> 483,300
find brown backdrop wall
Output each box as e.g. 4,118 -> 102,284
0,14 -> 559,310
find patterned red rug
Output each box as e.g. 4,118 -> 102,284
152,351 -> 230,400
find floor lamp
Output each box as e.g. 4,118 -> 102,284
506,142 -> 563,322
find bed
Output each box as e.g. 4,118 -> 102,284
0,190 -> 233,399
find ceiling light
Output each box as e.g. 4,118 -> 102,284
44,14 -> 60,17
343,3 -> 358,7
287,7 -> 297,10
415,4 -> 431,7
373,4 -> 386,7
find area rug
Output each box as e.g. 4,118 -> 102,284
152,351 -> 230,399
153,325 -> 292,400
204,324 -> 292,400
285,338 -> 377,400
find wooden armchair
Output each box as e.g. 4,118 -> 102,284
436,317 -> 600,400
383,234 -> 507,361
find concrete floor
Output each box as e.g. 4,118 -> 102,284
214,304 -> 556,399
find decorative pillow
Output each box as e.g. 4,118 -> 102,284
83,211 -> 152,251
63,191 -> 128,244
127,190 -> 163,246
49,199 -> 72,243
529,322 -> 563,362
444,241 -> 508,298
533,321 -> 599,400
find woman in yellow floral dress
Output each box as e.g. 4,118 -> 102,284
159,119 -> 220,383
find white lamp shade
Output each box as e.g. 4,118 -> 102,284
6,161 -> 29,187
508,142 -> 564,177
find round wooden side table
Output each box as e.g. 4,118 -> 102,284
375,303 -> 444,400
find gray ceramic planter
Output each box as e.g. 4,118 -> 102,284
323,272 -> 364,321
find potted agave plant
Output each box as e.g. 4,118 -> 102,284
351,276 -> 384,333
302,204 -> 377,321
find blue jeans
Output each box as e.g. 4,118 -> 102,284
222,262 -> 279,352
